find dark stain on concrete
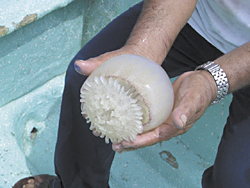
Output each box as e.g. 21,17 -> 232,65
159,150 -> 179,169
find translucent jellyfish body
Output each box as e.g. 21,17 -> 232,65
80,54 -> 174,144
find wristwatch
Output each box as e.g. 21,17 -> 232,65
195,61 -> 229,105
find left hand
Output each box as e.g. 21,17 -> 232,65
112,70 -> 217,153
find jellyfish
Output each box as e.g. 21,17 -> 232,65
80,54 -> 174,144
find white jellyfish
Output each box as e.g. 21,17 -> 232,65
80,54 -> 174,144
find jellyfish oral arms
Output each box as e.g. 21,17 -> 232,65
80,54 -> 174,144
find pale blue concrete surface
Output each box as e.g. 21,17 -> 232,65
0,0 -> 232,187
0,0 -> 75,36
0,0 -> 85,108
0,74 -> 65,186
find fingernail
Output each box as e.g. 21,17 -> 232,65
112,144 -> 122,151
74,60 -> 88,75
180,114 -> 187,127
174,114 -> 187,129
74,63 -> 81,74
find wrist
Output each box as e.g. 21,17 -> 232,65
123,43 -> 168,65
195,61 -> 229,105
196,70 -> 218,104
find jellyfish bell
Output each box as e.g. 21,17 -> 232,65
80,54 -> 174,144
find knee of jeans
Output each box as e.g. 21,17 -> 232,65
203,162 -> 250,188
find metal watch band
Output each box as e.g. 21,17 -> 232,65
195,61 -> 229,105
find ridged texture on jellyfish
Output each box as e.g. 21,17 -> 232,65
80,54 -> 174,144
81,76 -> 143,144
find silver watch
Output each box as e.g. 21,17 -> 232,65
195,61 -> 229,105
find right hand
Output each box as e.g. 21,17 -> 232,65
112,70 -> 217,153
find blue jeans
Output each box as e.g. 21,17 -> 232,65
52,2 -> 250,188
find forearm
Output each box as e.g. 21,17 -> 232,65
125,0 -> 198,64
195,41 -> 250,105
214,41 -> 250,94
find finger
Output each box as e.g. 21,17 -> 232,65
74,58 -> 102,76
113,143 -> 139,153
112,142 -> 137,151
113,128 -> 161,152
171,103 -> 192,129
74,51 -> 124,76
117,148 -> 138,154
171,91 -> 204,129
112,143 -> 123,151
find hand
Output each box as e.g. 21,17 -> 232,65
74,47 -> 144,76
113,70 -> 217,153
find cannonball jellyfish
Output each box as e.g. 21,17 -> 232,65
80,54 -> 174,144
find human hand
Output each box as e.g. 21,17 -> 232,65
113,70 -> 217,153
74,47 -> 144,76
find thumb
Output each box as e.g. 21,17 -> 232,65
171,110 -> 188,129
171,98 -> 197,129
74,59 -> 102,76
74,51 -> 125,76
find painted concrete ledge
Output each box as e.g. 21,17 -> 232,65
0,0 -> 84,108
0,0 -> 141,108
0,0 -> 74,37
